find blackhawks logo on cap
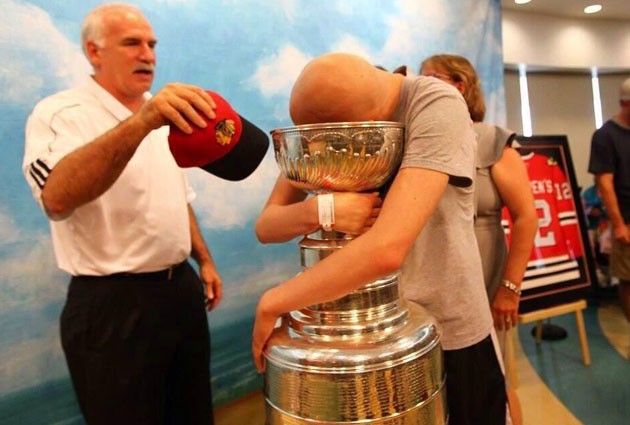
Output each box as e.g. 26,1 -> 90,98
215,119 -> 236,146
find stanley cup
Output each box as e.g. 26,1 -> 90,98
266,122 -> 447,425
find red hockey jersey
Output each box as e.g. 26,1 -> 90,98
502,152 -> 583,290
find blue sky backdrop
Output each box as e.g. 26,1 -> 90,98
0,0 -> 504,418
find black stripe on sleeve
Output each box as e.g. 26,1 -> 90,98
31,163 -> 47,184
35,159 -> 51,174
29,169 -> 44,189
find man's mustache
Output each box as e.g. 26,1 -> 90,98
133,63 -> 155,72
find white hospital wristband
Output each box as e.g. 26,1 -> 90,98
317,193 -> 335,231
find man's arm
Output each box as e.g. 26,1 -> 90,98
188,204 -> 222,311
42,83 -> 216,219
252,167 -> 449,371
254,175 -> 314,242
596,173 -> 630,243
254,174 -> 382,243
42,113 -> 151,219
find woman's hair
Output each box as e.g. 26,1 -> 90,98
420,54 -> 486,122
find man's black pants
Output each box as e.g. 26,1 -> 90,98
60,261 -> 213,425
444,335 -> 506,425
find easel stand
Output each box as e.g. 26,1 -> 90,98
505,299 -> 591,389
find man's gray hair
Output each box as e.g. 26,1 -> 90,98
80,2 -> 141,57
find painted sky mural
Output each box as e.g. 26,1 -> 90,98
0,0 -> 504,422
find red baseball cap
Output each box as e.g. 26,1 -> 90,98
168,90 -> 269,181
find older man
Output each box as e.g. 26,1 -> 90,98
252,53 -> 506,425
22,3 -> 244,424
589,77 -> 630,321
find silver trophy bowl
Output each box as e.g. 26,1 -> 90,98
271,121 -> 404,193
265,122 -> 446,424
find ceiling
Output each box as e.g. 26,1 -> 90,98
501,0 -> 630,21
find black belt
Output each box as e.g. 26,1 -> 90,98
83,261 -> 186,281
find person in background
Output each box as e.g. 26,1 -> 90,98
589,76 -> 630,321
583,179 -> 606,231
420,54 -> 539,425
583,178 -> 612,286
253,52 -> 506,425
22,3 -> 228,424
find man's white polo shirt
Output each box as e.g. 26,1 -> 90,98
23,78 -> 196,276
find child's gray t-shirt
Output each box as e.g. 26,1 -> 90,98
392,76 -> 493,351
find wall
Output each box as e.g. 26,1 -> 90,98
505,70 -> 630,189
502,9 -> 630,188
600,74 -> 630,120
504,70 -> 521,134
0,0 -> 505,423
530,72 -> 594,188
502,9 -> 630,69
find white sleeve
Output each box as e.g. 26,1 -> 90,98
23,101 -> 86,210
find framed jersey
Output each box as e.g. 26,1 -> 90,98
502,135 -> 596,313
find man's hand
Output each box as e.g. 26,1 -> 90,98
613,223 -> 630,244
491,285 -> 519,331
333,192 -> 382,235
199,260 -> 222,311
137,83 -> 217,134
252,292 -> 280,373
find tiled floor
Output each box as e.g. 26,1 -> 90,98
215,296 -> 630,425
511,329 -> 581,425
515,297 -> 629,425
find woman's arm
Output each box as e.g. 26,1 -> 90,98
254,174 -> 382,243
252,167 -> 449,371
490,146 -> 538,329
